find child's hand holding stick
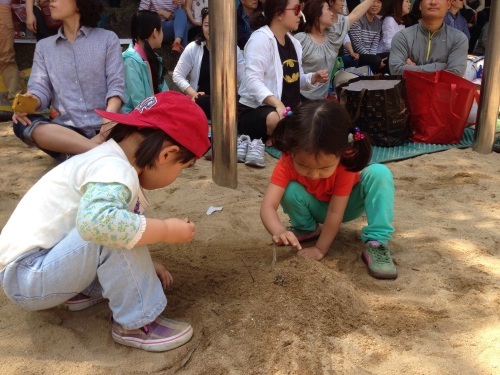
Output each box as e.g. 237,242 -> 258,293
272,230 -> 302,250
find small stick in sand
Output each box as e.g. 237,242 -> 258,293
271,245 -> 277,271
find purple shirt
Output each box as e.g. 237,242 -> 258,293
28,27 -> 125,135
444,11 -> 471,40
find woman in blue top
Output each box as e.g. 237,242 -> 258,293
122,10 -> 168,113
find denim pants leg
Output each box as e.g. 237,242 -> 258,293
162,20 -> 175,43
0,228 -> 166,330
161,8 -> 189,47
281,164 -> 395,245
340,55 -> 359,69
173,8 -> 188,47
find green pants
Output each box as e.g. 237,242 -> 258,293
281,164 -> 395,245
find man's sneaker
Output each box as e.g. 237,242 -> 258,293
237,134 -> 251,162
111,316 -> 193,352
63,294 -> 105,311
245,138 -> 265,168
288,225 -> 321,242
361,244 -> 397,279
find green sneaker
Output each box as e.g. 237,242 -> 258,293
361,244 -> 397,279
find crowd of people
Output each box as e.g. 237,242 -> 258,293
0,0 -> 490,357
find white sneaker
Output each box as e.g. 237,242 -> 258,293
245,138 -> 265,168
237,135 -> 251,163
63,293 -> 105,311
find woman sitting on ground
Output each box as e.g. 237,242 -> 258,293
237,0 -> 328,145
294,0 -> 377,100
11,0 -> 125,160
340,0 -> 389,74
377,0 -> 411,54
172,7 -> 245,121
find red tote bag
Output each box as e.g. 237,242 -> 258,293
403,70 -> 479,144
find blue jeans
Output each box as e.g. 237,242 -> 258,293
12,115 -> 93,159
341,52 -> 390,75
162,7 -> 189,47
0,229 -> 166,329
281,164 -> 395,245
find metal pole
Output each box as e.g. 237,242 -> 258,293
209,0 -> 238,188
473,1 -> 499,154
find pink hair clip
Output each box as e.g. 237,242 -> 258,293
352,127 -> 366,141
282,106 -> 293,117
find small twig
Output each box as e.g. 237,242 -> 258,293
179,340 -> 202,369
271,245 -> 277,271
239,255 -> 255,283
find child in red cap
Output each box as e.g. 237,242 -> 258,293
0,91 -> 210,352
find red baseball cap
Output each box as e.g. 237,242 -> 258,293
95,91 -> 210,158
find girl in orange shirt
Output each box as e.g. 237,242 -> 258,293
260,100 -> 397,279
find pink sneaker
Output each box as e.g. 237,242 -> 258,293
63,293 -> 105,311
288,225 -> 321,242
112,315 -> 193,352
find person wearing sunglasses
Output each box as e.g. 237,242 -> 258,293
238,0 -> 329,156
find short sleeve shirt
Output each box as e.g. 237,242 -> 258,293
270,153 -> 360,202
295,15 -> 350,99
276,35 -> 301,109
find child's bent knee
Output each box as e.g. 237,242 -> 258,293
363,163 -> 393,180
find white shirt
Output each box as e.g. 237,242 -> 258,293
173,41 -> 246,93
238,26 -> 318,108
378,16 -> 405,53
0,140 -> 148,271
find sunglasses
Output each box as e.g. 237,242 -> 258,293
285,4 -> 302,16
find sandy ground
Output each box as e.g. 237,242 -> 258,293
0,122 -> 499,375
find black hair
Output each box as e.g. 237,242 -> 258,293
131,10 -> 163,94
405,0 -> 421,26
106,124 -> 196,169
77,0 -> 103,27
195,7 -> 209,45
384,0 -> 405,24
251,0 -> 289,30
303,0 -> 328,33
272,100 -> 372,172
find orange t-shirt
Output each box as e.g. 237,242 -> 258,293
270,153 -> 360,202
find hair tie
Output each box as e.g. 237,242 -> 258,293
282,106 -> 293,117
352,127 -> 365,141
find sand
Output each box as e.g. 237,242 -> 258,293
0,122 -> 499,374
